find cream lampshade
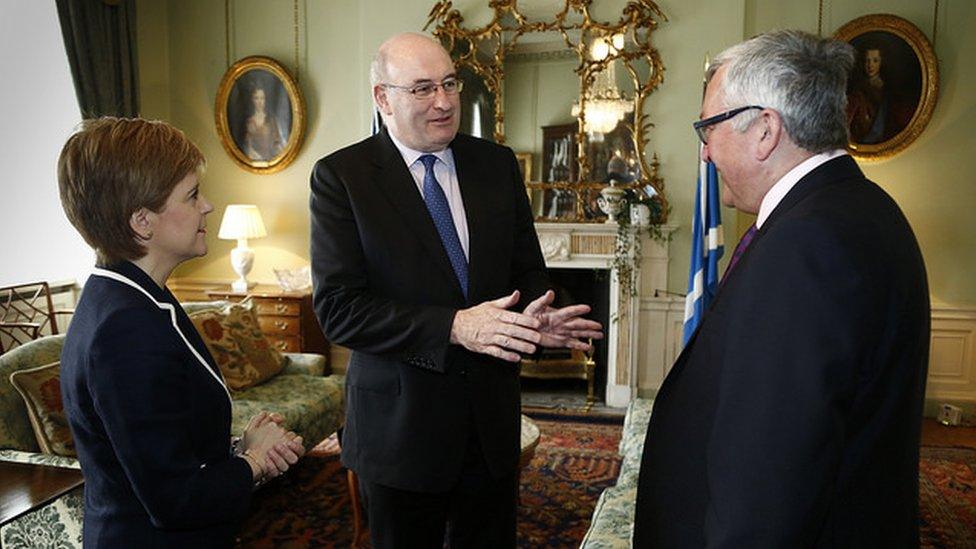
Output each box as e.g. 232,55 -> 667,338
217,204 -> 267,292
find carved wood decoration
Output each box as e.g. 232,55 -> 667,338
424,0 -> 668,222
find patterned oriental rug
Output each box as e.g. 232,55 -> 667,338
235,424 -> 975,548
919,446 -> 976,548
235,414 -> 624,548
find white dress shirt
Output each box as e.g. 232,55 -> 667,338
756,149 -> 848,229
388,133 -> 470,259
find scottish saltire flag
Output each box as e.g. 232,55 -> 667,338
371,108 -> 382,136
682,150 -> 724,344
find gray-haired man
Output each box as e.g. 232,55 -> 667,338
634,30 -> 929,547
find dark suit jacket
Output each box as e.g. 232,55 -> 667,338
633,155 -> 929,547
60,261 -> 253,548
310,129 -> 549,492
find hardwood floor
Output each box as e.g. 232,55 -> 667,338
921,417 -> 976,449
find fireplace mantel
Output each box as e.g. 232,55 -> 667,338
534,222 -> 677,407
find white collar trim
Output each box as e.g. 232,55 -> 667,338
90,267 -> 232,405
757,149 -> 847,228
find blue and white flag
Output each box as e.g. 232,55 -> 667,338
371,108 -> 382,136
683,148 -> 724,344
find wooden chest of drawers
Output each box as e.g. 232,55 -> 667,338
167,279 -> 330,364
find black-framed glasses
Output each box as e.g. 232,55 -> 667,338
381,78 -> 464,100
693,105 -> 764,144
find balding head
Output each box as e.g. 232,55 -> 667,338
370,32 -> 449,88
371,32 -> 461,152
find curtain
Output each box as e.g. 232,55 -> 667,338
56,0 -> 139,118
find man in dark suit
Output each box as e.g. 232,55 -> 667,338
633,30 -> 929,547
310,32 -> 602,548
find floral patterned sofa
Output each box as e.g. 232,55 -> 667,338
0,327 -> 344,548
580,397 -> 654,548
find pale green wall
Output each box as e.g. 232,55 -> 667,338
137,0 -> 975,307
504,55 -> 579,181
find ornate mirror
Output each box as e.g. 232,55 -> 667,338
425,0 -> 668,223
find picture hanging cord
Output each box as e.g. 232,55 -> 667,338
293,0 -> 300,83
817,0 -> 823,37
225,0 -> 230,69
224,0 -> 302,82
819,0 -> 940,47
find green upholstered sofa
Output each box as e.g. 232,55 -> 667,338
0,329 -> 344,548
580,397 -> 654,548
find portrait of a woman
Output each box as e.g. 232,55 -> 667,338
226,69 -> 292,163
243,85 -> 284,161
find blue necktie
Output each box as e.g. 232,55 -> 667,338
419,154 -> 468,299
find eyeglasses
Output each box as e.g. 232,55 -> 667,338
381,78 -> 464,100
693,105 -> 764,144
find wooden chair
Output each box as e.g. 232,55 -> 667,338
0,282 -> 73,354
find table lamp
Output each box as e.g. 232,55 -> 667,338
217,204 -> 267,292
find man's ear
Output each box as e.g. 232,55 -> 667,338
755,109 -> 783,161
130,208 -> 154,241
373,86 -> 392,116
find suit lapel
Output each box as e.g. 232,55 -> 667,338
710,155 -> 864,306
762,155 -> 863,233
370,130 -> 466,300
451,135 -> 490,302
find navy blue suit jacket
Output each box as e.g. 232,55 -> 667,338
633,155 -> 930,547
310,130 -> 550,492
60,262 -> 253,548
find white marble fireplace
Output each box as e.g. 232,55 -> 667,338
534,222 -> 684,407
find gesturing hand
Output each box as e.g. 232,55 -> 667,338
450,290 -> 543,362
522,290 -> 604,351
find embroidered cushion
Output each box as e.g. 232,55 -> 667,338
188,303 -> 284,391
8,362 -> 76,457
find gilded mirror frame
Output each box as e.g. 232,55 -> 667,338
424,0 -> 668,222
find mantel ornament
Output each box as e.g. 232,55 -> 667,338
424,0 -> 668,223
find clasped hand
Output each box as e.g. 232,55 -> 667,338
451,289 -> 603,362
240,411 -> 305,483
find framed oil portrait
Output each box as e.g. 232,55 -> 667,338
215,56 -> 305,174
834,14 -> 938,161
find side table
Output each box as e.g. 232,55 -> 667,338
0,461 -> 83,526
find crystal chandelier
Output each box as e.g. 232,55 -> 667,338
572,34 -> 634,136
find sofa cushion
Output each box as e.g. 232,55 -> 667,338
188,303 -> 284,391
0,334 -> 65,451
8,362 -> 75,456
231,374 -> 345,448
580,485 -> 637,548
619,398 -> 654,456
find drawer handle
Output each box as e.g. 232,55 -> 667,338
275,321 -> 289,331
275,304 -> 287,313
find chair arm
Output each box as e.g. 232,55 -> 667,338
280,353 -> 327,376
0,322 -> 41,339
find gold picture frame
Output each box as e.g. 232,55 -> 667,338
514,152 -> 533,182
834,14 -> 939,161
215,56 -> 305,174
